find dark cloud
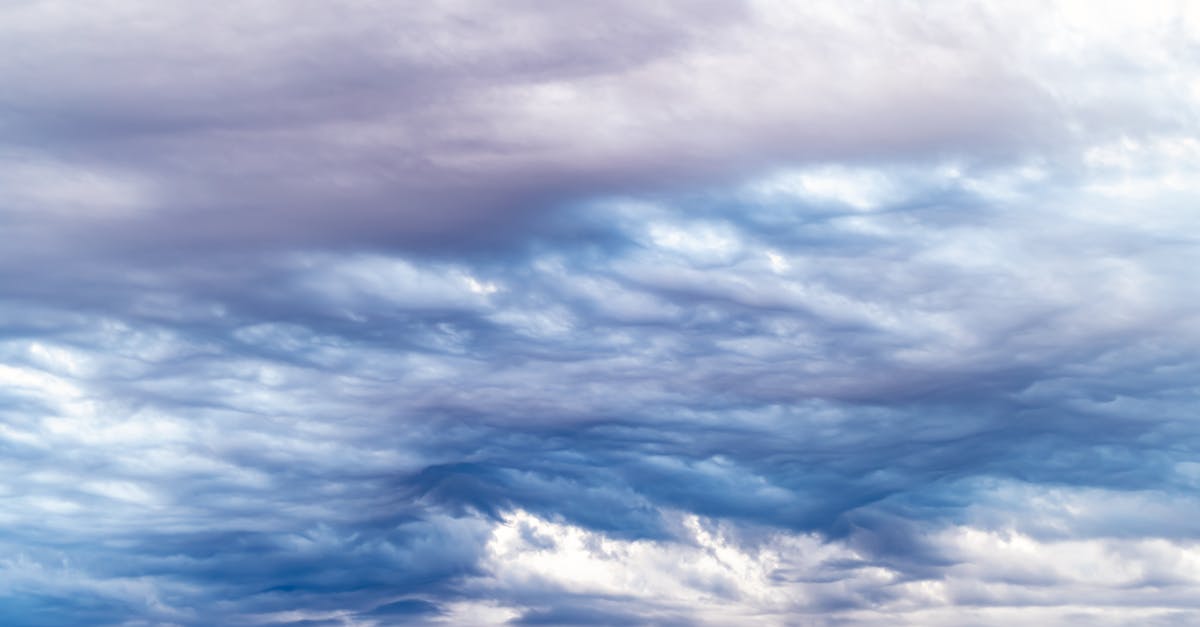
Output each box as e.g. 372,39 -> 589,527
0,0 -> 1078,264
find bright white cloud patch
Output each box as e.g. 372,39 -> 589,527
466,505 -> 1200,626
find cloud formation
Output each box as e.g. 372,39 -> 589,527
2,1 -> 1200,625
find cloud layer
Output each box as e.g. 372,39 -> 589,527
2,1 -> 1200,625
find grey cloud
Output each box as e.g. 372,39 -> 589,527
0,0 -> 1090,264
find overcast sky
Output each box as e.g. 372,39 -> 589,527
2,1 -> 1200,625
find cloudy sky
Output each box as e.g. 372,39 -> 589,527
2,1 -> 1200,625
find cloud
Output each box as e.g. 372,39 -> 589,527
4,144 -> 1200,623
2,0 -> 1200,625
8,0 -> 1194,260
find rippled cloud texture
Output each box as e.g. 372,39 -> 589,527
3,1 -> 1200,625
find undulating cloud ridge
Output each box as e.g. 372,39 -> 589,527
2,1 -> 1200,625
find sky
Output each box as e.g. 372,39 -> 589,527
2,1 -> 1200,625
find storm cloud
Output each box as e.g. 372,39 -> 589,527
2,1 -> 1200,625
